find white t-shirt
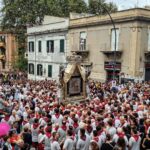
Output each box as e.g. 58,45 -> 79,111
63,137 -> 75,150
107,126 -> 116,138
51,141 -> 61,150
129,136 -> 141,150
31,125 -> 39,142
52,114 -> 63,126
76,135 -> 91,150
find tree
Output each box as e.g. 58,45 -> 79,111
1,0 -> 117,71
88,0 -> 118,15
1,0 -> 48,70
45,0 -> 88,17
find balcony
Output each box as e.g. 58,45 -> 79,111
100,43 -> 123,58
71,44 -> 90,58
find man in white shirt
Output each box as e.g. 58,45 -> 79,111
63,129 -> 75,150
129,128 -> 141,150
76,128 -> 91,150
52,108 -> 63,126
51,132 -> 61,150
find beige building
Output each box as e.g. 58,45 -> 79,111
0,32 -> 17,71
68,8 -> 150,82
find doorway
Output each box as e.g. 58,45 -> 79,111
145,68 -> 150,81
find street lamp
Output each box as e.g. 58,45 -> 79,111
97,0 -> 117,80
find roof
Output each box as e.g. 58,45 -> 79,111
69,8 -> 150,29
27,16 -> 69,35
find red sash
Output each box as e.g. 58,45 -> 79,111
117,133 -> 125,138
55,113 -> 60,119
61,125 -> 67,131
133,135 -> 139,142
93,136 -> 99,142
73,122 -> 79,129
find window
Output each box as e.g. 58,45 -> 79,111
37,64 -> 43,76
28,41 -> 34,52
148,29 -> 150,51
80,32 -> 87,51
38,41 -> 42,52
111,28 -> 119,51
48,65 -> 52,77
47,40 -> 54,53
60,39 -> 65,52
28,63 -> 34,74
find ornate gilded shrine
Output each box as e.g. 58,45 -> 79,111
60,53 -> 87,102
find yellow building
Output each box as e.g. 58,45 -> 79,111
68,8 -> 150,82
0,32 -> 17,71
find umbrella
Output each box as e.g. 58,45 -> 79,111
0,122 -> 10,137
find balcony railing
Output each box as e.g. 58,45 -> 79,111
100,43 -> 124,57
100,43 -> 124,51
71,44 -> 90,58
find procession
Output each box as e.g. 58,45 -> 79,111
0,0 -> 150,150
0,72 -> 149,150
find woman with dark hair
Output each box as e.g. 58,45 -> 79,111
142,132 -> 150,150
2,136 -> 12,150
114,137 -> 126,150
21,127 -> 32,150
101,134 -> 115,150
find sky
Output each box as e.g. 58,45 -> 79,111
85,0 -> 150,10
0,0 -> 150,10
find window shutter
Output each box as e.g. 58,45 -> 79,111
48,65 -> 52,77
111,29 -> 119,51
38,41 -> 41,52
47,41 -> 49,53
28,42 -> 30,52
37,65 -> 39,75
32,64 -> 34,74
41,65 -> 43,76
32,42 -> 34,52
60,39 -> 64,52
51,41 -> 54,52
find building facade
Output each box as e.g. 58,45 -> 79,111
27,16 -> 69,81
68,8 -> 150,82
0,32 -> 17,72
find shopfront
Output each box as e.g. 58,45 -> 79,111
104,62 -> 121,81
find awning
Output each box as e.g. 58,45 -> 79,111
64,64 -> 86,83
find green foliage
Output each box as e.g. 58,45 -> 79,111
1,0 -> 117,32
14,55 -> 28,71
88,0 -> 118,15
45,0 -> 88,17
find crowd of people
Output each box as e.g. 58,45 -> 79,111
0,73 -> 150,150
